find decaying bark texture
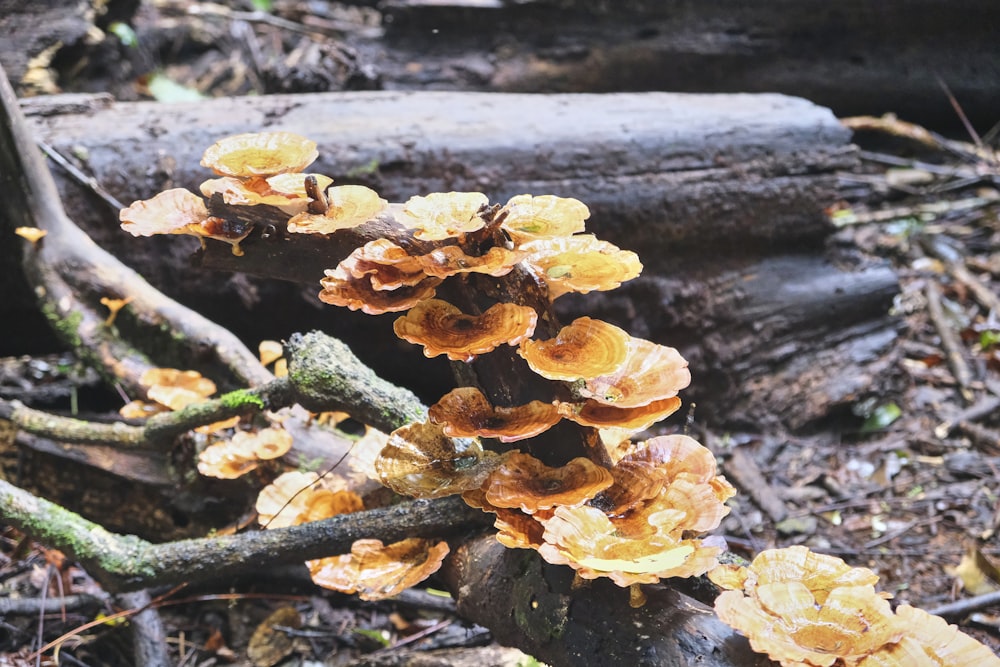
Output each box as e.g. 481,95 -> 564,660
10,89 -> 893,431
443,536 -> 769,667
374,0 -> 1000,131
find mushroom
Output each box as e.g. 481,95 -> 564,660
140,367 -> 217,410
197,426 -> 293,479
536,504 -> 724,587
318,265 -> 441,315
556,396 -> 683,432
374,421 -> 501,499
429,387 -> 561,442
517,317 -> 630,381
521,234 -> 642,299
286,185 -> 389,234
339,239 -> 428,290
393,299 -> 538,362
580,337 -> 691,408
481,451 -> 614,513
256,470 -> 363,529
200,173 -> 335,215
884,604 -> 1000,666
499,194 -> 590,243
709,546 -> 910,667
396,191 -> 489,241
307,537 -> 450,601
200,131 -> 318,178
119,187 -> 253,256
14,226 -> 47,243
416,245 -> 526,279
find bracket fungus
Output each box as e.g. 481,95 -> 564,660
517,316 -> 631,381
521,234 -> 642,299
200,131 -> 318,179
307,538 -> 450,602
429,387 -> 561,442
397,191 -> 489,241
393,299 -> 538,362
119,187 -> 253,255
498,194 -> 590,243
580,337 -> 691,408
286,185 -> 388,234
374,421 -> 502,499
480,451 -> 614,514
197,426 -> 293,479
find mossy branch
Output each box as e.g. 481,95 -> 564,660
0,477 -> 486,592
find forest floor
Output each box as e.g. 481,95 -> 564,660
3,1 -> 1000,665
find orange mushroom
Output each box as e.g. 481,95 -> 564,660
120,188 -> 213,237
429,387 -> 561,442
15,226 -> 47,243
580,337 -> 691,408
883,604 -> 1000,666
307,537 -> 450,601
517,317 -> 630,381
397,191 -> 489,241
416,245 -> 526,279
481,451 -> 613,514
521,234 -> 642,299
256,470 -> 363,529
197,426 -> 293,479
374,421 -> 501,498
318,266 -> 441,315
338,239 -> 428,290
286,185 -> 388,234
119,188 -> 253,255
712,547 -> 903,667
393,299 -> 538,362
140,367 -> 217,410
200,131 -> 318,178
536,504 -> 724,587
556,396 -> 682,432
499,194 -> 589,243
200,173 -> 334,214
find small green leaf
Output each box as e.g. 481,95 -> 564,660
980,329 -> 1000,350
251,0 -> 273,11
108,22 -> 138,48
146,72 -> 204,103
353,628 -> 391,647
860,402 -> 902,433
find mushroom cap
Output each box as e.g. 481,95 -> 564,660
197,440 -> 260,479
15,226 -> 47,243
393,299 -> 539,362
715,583 -> 901,667
499,194 -> 589,243
536,504 -> 723,586
120,188 -> 210,237
200,131 -> 318,178
481,451 -> 614,514
256,470 -> 363,528
140,368 -> 217,406
397,191 -> 489,240
200,173 -> 334,213
581,337 -> 691,408
494,508 -> 548,550
340,243 -> 430,291
429,387 -> 561,442
287,185 -> 389,234
319,266 -> 441,315
887,605 -> 1000,667
307,538 -> 450,601
416,245 -> 526,279
517,317 -> 630,381
521,234 -> 642,299
556,396 -> 683,432
375,421 -> 500,498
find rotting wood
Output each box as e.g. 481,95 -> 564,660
9,88 -> 894,432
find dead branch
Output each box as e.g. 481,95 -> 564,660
0,477 -> 486,592
0,62 -> 271,396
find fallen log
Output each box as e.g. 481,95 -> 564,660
374,0 -> 1000,131
9,90 -> 889,431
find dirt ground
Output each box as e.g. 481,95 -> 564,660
3,1 -> 1000,665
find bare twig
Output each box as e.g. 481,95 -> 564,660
923,280 -> 975,404
118,590 -> 171,667
926,589 -> 1000,620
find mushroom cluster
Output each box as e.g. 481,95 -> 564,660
710,546 -> 1000,666
120,133 -> 1000,664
